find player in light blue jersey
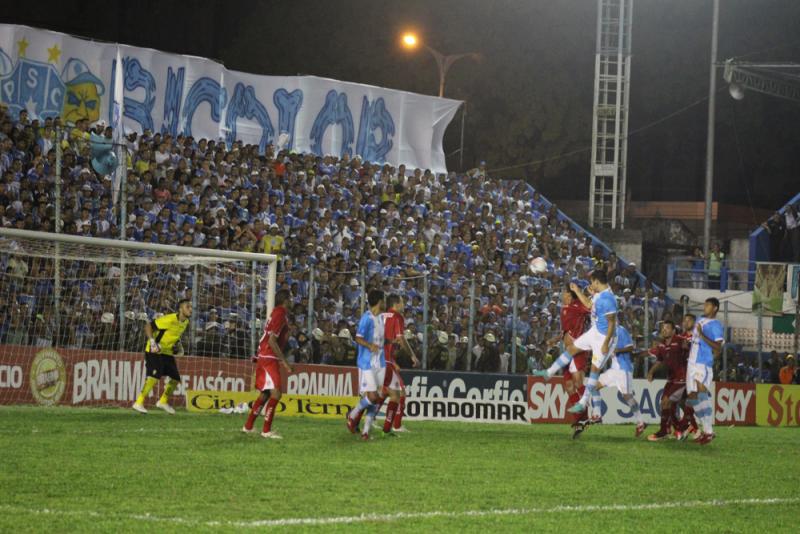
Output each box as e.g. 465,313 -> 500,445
566,270 -> 618,415
582,322 -> 647,438
686,297 -> 724,445
346,289 -> 387,440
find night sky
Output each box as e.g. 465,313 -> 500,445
3,0 -> 799,210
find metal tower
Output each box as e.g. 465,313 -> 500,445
588,0 -> 633,229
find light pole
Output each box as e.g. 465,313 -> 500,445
702,0 -> 720,258
400,32 -> 480,98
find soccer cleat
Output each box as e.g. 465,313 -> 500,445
571,421 -> 587,440
532,369 -> 550,380
698,432 -> 716,446
647,432 -> 669,442
260,431 -> 282,439
156,401 -> 175,415
692,432 -> 706,443
346,414 -> 359,434
567,402 -> 586,414
132,403 -> 148,414
393,426 -> 410,433
381,431 -> 399,438
241,425 -> 255,434
587,415 -> 603,425
360,433 -> 371,441
635,422 -> 647,438
674,430 -> 687,441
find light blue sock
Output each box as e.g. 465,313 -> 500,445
579,371 -> 600,405
547,351 -> 573,377
697,392 -> 714,433
625,395 -> 643,423
350,396 -> 373,419
590,390 -> 603,415
367,402 -> 380,417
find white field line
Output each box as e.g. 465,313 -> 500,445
0,497 -> 797,528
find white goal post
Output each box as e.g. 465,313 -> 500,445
0,228 -> 278,408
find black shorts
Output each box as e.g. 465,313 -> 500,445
144,353 -> 181,381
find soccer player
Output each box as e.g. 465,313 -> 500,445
349,294 -> 418,435
536,286 -> 590,437
346,289 -> 387,440
674,313 -> 699,437
381,294 -> 419,433
132,299 -> 192,414
565,270 -> 618,415
242,289 -> 293,439
587,322 -> 647,437
686,297 -> 724,445
646,319 -> 688,441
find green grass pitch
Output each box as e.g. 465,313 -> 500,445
1,405 -> 798,532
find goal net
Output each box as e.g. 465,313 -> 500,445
0,228 -> 277,409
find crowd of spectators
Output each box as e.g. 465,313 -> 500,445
1,105 -> 674,375
724,351 -> 800,384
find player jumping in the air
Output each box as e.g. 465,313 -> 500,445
686,297 -> 724,445
132,299 -> 192,414
242,289 -> 293,439
561,270 -> 617,415
646,319 -> 690,441
538,286 -> 591,438
586,322 -> 647,437
346,289 -> 387,440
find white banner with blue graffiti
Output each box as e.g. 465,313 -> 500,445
0,24 -> 463,173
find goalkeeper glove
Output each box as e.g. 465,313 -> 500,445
148,338 -> 161,353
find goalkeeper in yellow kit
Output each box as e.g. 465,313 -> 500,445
132,299 -> 192,414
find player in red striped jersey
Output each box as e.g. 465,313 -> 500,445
674,313 -> 699,438
542,286 -> 591,438
381,294 -> 419,433
242,289 -> 293,439
646,319 -> 687,441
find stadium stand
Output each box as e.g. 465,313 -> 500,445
0,107 -> 671,374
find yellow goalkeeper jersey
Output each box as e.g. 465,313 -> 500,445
145,313 -> 188,355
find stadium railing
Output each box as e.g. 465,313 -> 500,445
667,257 -> 754,292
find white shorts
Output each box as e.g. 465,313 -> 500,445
686,362 -> 713,394
387,368 -> 402,390
358,366 -> 386,395
598,368 -> 633,395
573,327 -> 616,368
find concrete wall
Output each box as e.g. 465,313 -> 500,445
592,228 -> 642,267
729,238 -> 749,265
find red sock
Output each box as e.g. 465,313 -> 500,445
659,405 -> 672,434
262,397 -> 279,433
669,403 -> 679,432
383,401 -> 398,432
245,396 -> 265,430
685,404 -> 698,429
567,390 -> 581,423
393,396 -> 405,429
